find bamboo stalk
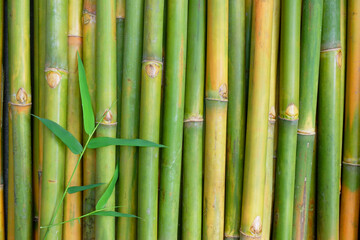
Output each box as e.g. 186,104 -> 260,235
7,104 -> 14,240
181,0 -> 205,238
8,0 -> 33,238
261,0 -> 280,239
317,0 -> 341,238
339,0 -> 346,167
116,0 -> 144,238
339,1 -> 360,239
240,0 -> 274,239
137,0 -> 165,239
245,0 -> 253,92
224,0 -> 245,238
40,0 -> 69,238
158,0 -> 188,238
0,0 -> 4,238
306,146 -> 316,240
272,0 -> 301,238
63,0 -> 83,238
95,0 -> 117,238
82,0 -> 96,238
292,0 -> 323,239
202,1 -> 228,239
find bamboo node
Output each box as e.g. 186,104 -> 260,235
45,70 -> 62,88
184,116 -> 204,123
239,230 -> 261,239
250,216 -> 262,235
284,103 -> 299,120
16,88 -> 28,103
83,11 -> 96,24
269,106 -> 276,121
336,50 -> 342,68
103,109 -> 113,123
145,63 -> 161,78
219,83 -> 228,100
297,129 -> 316,135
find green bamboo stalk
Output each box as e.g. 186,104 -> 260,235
116,0 -> 144,238
224,0 -> 245,238
137,0 -> 164,239
339,1 -> 360,239
95,0 -> 117,239
8,0 -> 33,238
40,0 -> 68,238
272,0 -> 301,238
82,0 -> 96,238
202,1 -> 228,239
245,0 -> 253,92
292,0 -> 323,239
181,0 -> 205,238
240,0 -> 274,239
7,104 -> 14,240
317,0 -> 341,238
339,0 -> 346,165
63,0 -> 83,238
0,1 -> 4,238
158,0 -> 188,238
306,147 -> 316,240
261,0 -> 280,239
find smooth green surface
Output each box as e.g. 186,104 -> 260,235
181,0 -> 205,238
225,0 -> 246,237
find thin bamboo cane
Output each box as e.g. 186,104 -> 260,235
272,0 -> 301,238
8,0 -> 33,237
339,1 -> 360,239
116,0 -> 144,238
137,0 -> 164,239
95,0 -> 117,238
224,1 -> 245,238
317,0 -> 341,238
292,0 -> 323,239
40,0 -> 69,238
245,0 -> 253,93
261,0 -> 280,239
158,0 -> 188,238
0,0 -> 4,238
82,0 -> 96,238
240,0 -> 274,239
7,104 -> 14,240
181,0 -> 205,239
202,1 -> 228,239
339,0 -> 346,169
306,146 -> 316,240
63,0 -> 83,239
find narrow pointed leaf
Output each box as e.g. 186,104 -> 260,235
96,163 -> 119,210
68,183 -> 105,194
78,53 -> 95,134
90,211 -> 139,218
88,137 -> 165,149
32,115 -> 83,154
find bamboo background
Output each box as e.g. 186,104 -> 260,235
0,0 -> 360,239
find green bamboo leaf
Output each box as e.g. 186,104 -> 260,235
96,163 -> 119,210
77,53 -> 95,134
68,183 -> 104,194
88,137 -> 165,149
32,115 -> 83,154
90,211 -> 139,218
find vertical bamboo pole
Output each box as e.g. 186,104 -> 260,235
40,0 -> 69,238
306,147 -> 316,240
158,0 -> 188,238
244,0 -> 253,93
272,0 -> 301,238
240,0 -> 274,239
261,0 -> 280,239
63,0 -> 83,238
224,0 -> 245,238
339,0 -> 346,164
95,0 -> 117,238
317,0 -> 341,238
181,0 -> 205,239
137,0 -> 164,239
0,0 -> 4,238
339,1 -> 360,239
82,0 -> 96,238
116,0 -> 144,238
8,0 -> 33,238
7,104 -> 14,240
292,0 -> 323,239
202,1 -> 228,239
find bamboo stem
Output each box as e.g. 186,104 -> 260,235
7,104 -> 14,240
0,0 -> 4,238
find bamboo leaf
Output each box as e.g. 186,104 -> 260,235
32,115 -> 83,154
88,137 -> 165,149
90,211 -> 139,218
96,163 -> 119,210
68,183 -> 104,194
77,53 -> 95,134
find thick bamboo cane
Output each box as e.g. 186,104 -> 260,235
339,1 -> 360,239
95,0 -> 117,238
202,1 -> 228,239
63,0 -> 83,238
292,0 -> 323,239
40,0 -> 69,238
8,0 -> 33,238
